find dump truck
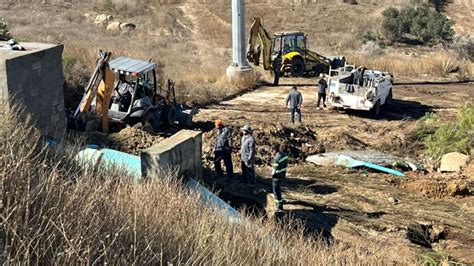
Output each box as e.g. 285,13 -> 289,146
327,66 -> 393,117
70,51 -> 194,133
247,17 -> 346,85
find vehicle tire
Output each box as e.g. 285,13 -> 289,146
314,64 -> 325,77
162,105 -> 177,126
372,100 -> 381,118
385,89 -> 393,105
142,111 -> 159,133
290,57 -> 305,77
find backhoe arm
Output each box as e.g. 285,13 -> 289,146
247,17 -> 272,70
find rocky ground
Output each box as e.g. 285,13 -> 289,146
194,78 -> 474,263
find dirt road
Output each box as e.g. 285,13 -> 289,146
194,79 -> 474,263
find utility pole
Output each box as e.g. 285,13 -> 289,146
226,0 -> 253,85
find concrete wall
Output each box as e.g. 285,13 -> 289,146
141,130 -> 203,179
0,42 -> 66,139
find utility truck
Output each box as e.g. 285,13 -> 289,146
327,66 -> 393,117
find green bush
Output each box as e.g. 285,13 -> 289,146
382,3 -> 454,44
424,102 -> 474,162
0,17 -> 11,41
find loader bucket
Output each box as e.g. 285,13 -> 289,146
175,104 -> 195,127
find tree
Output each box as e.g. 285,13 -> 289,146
381,3 -> 454,44
0,18 -> 11,41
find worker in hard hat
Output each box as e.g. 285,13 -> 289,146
270,144 -> 288,211
240,125 -> 256,184
214,119 -> 233,179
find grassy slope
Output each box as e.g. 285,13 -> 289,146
0,108 -> 397,264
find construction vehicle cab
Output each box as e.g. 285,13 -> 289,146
107,56 -> 173,131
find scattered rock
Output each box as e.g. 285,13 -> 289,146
106,21 -> 121,31
430,224 -> 447,243
306,154 -> 335,166
464,161 -> 474,179
439,152 -> 469,172
120,22 -> 136,31
388,197 -> 398,203
94,14 -> 113,25
446,181 -> 471,197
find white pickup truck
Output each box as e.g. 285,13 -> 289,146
327,67 -> 393,116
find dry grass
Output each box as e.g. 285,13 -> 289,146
348,51 -> 473,81
0,107 -> 402,264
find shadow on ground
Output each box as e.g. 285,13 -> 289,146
339,98 -> 433,121
281,200 -> 387,241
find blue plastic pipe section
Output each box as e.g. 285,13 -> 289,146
75,147 -> 242,221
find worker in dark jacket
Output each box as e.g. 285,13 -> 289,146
272,51 -> 283,86
317,73 -> 328,110
285,86 -> 303,124
214,119 -> 233,178
271,144 -> 288,211
240,125 -> 256,184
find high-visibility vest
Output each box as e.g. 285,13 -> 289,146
272,152 -> 288,178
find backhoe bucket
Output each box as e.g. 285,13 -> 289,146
175,104 -> 195,127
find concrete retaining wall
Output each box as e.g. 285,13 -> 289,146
141,130 -> 203,179
0,42 -> 66,139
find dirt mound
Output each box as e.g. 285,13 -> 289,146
203,125 -> 325,167
319,128 -> 367,151
401,174 -> 473,198
108,127 -> 165,155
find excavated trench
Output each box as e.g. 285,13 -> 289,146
218,192 -> 266,217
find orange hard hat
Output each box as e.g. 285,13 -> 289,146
215,119 -> 224,127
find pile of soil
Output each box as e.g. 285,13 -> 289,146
108,127 -> 165,155
401,173 -> 473,198
202,125 -> 325,167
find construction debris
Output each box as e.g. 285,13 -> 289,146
335,155 -> 405,176
203,124 -> 324,167
307,150 -> 404,167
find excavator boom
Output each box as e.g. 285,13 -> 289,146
74,50 -> 114,132
247,17 -> 272,70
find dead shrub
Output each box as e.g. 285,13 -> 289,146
348,51 -> 472,80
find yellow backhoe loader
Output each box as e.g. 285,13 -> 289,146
69,50 -> 194,133
247,17 -> 346,85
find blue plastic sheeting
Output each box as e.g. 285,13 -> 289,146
336,155 -> 405,177
75,148 -> 142,180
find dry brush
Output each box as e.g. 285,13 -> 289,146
0,107 -> 400,264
